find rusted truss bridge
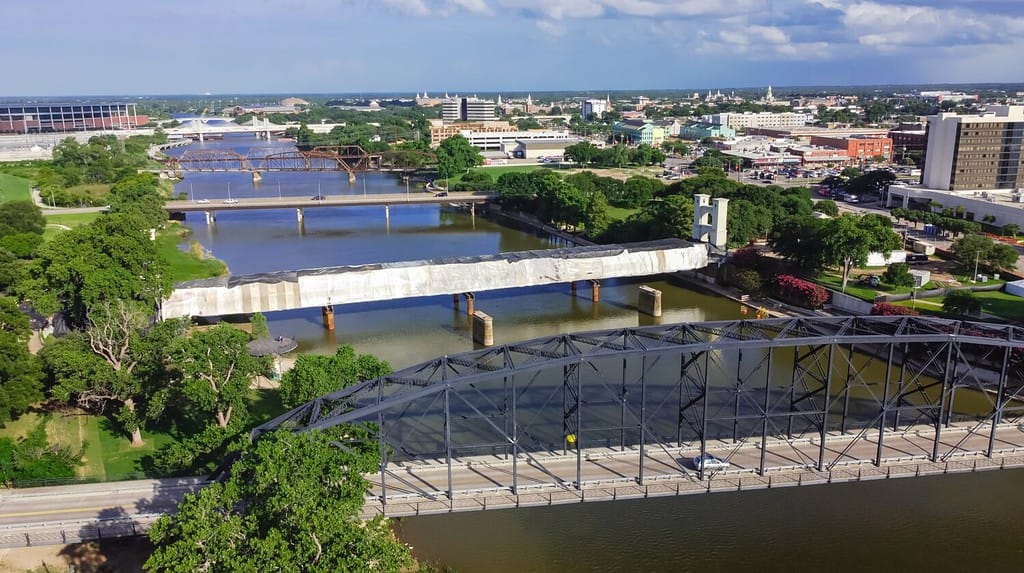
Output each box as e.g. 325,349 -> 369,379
165,145 -> 383,175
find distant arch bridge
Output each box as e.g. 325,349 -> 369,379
254,316 -> 1024,518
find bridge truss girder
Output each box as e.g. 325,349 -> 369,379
253,316 -> 1024,500
168,145 -> 382,174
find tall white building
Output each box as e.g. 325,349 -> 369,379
582,99 -> 609,121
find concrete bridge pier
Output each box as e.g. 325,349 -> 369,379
472,310 -> 493,346
322,304 -> 335,330
638,285 -> 662,317
385,205 -> 390,223
204,211 -> 216,225
571,281 -> 577,296
296,208 -> 304,224
348,172 -> 357,184
590,280 -> 600,302
453,294 -> 460,309
463,293 -> 475,316
252,171 -> 262,183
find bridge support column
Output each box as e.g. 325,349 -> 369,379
296,208 -> 304,224
463,293 -> 475,316
349,172 -> 357,184
638,285 -> 662,317
322,305 -> 335,331
570,281 -> 577,296
204,211 -> 216,225
590,280 -> 600,302
452,294 -> 460,309
385,205 -> 390,223
472,310 -> 493,346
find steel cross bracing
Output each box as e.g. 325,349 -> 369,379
167,145 -> 382,174
253,316 -> 1024,501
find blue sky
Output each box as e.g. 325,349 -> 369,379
2,0 -> 1023,95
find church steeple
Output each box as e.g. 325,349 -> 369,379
766,85 -> 774,103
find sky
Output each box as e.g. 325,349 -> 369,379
2,0 -> 1024,96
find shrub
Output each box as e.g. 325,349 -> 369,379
870,303 -> 919,316
770,274 -> 830,309
731,269 -> 763,297
881,263 -> 915,288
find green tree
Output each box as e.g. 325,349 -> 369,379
819,214 -> 900,293
436,135 -> 483,180
146,427 -> 413,572
881,263 -> 915,288
41,301 -> 154,444
172,324 -> 265,428
769,215 -> 825,272
19,214 -> 171,324
251,312 -> 270,339
0,331 -> 43,425
951,234 -> 1020,273
943,290 -> 982,317
280,345 -> 391,409
0,201 -> 46,237
108,173 -> 169,230
727,200 -> 773,246
813,199 -> 839,217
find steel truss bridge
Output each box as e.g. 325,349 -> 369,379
255,316 -> 1024,518
166,145 -> 382,174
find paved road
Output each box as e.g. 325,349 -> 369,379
164,191 -> 495,212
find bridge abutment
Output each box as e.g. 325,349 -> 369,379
638,285 -> 662,317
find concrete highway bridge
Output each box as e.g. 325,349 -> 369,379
164,190 -> 495,225
159,239 -> 709,333
2,316 -> 1022,547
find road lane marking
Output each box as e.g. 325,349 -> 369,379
0,505 -> 129,519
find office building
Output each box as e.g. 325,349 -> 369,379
922,106 -> 1024,191
581,99 -> 609,121
441,97 -> 497,123
612,119 -> 666,146
809,134 -> 892,163
704,112 -> 812,131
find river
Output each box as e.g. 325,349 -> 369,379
172,136 -> 1024,572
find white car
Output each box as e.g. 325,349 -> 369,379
223,199 -> 239,204
692,453 -> 730,472
195,199 -> 210,204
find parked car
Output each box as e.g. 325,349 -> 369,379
692,453 -> 730,471
858,274 -> 880,288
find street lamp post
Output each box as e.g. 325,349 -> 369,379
912,285 -> 919,310
973,250 -> 981,282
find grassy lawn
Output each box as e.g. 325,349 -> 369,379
43,211 -> 103,241
973,290 -> 1024,320
0,172 -> 33,202
814,272 -> 936,302
606,206 -> 639,222
158,223 -> 228,283
1,389 -> 290,483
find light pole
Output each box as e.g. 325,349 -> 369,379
973,250 -> 981,282
912,285 -> 919,310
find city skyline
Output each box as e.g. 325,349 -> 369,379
3,0 -> 1024,95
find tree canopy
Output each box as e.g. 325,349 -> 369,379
280,345 -> 391,409
146,427 -> 413,572
436,135 -> 483,180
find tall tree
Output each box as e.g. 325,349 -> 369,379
280,345 -> 391,409
19,214 -> 171,324
172,324 -> 265,428
146,427 -> 413,572
108,173 -> 169,230
435,135 -> 483,180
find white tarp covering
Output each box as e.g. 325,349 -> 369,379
161,240 -> 710,319
1006,280 -> 1024,298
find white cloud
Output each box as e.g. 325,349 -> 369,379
382,0 -> 432,16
